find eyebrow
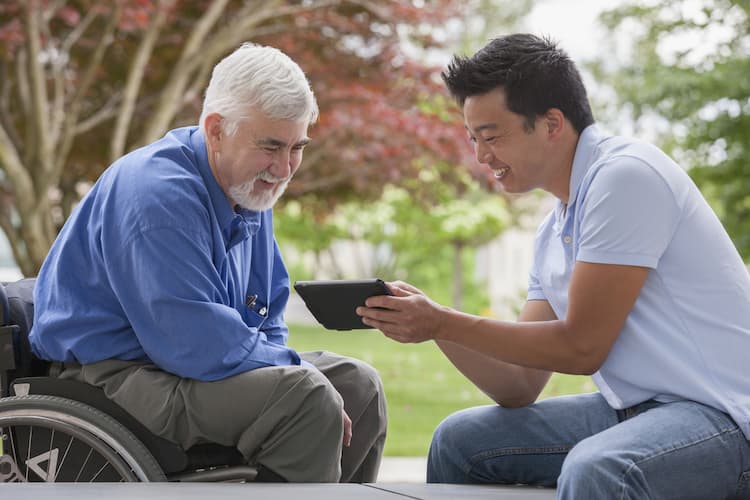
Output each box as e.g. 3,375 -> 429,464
465,123 -> 499,134
256,137 -> 311,148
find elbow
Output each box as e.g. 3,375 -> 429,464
566,348 -> 607,376
572,364 -> 600,376
486,385 -> 542,408
492,396 -> 537,408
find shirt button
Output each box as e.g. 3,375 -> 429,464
563,235 -> 572,244
259,307 -> 267,316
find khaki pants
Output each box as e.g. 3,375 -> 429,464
61,350 -> 387,482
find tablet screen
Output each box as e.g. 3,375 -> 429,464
293,279 -> 391,330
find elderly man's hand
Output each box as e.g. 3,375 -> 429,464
342,408 -> 352,447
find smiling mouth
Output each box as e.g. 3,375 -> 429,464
493,166 -> 510,180
255,178 -> 278,191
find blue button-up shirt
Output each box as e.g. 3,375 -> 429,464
30,126 -> 302,381
528,124 -> 750,440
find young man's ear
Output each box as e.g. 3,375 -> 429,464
544,108 -> 565,138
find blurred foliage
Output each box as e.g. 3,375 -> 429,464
277,160 -> 510,313
592,0 -> 750,258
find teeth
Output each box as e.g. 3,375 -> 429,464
494,167 -> 509,179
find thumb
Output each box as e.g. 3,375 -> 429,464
388,280 -> 422,296
388,284 -> 413,297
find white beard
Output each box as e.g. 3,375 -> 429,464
229,170 -> 290,211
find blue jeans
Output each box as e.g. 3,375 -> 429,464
427,393 -> 750,499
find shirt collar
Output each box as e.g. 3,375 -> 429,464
188,127 -> 263,237
567,123 -> 608,208
189,127 -> 234,229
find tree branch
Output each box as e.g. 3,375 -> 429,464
183,58 -> 215,114
110,0 -> 173,161
52,4 -> 122,187
24,0 -> 53,185
14,50 -> 32,167
0,122 -> 36,215
61,5 -> 97,54
138,0 -> 232,144
145,0 -> 354,144
342,0 -> 390,20
74,92 -> 122,135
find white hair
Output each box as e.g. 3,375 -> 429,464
200,43 -> 319,135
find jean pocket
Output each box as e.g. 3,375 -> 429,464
732,470 -> 750,499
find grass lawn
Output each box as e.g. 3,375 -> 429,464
288,323 -> 596,457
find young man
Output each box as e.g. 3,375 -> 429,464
30,43 -> 387,483
358,34 -> 750,498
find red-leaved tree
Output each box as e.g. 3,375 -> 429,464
0,0 -> 496,275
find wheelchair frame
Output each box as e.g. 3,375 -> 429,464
0,278 -> 258,483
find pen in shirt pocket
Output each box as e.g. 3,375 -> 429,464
246,294 -> 268,316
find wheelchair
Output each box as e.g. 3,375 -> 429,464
0,278 -> 258,482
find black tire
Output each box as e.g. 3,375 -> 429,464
0,395 -> 166,482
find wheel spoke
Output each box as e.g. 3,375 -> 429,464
55,434 -> 74,481
90,460 -> 111,482
73,447 -> 93,482
25,425 -> 31,481
8,427 -> 20,478
46,429 -> 55,481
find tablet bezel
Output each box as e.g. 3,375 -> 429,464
293,279 -> 391,330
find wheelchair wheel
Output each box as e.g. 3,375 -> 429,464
0,395 -> 166,482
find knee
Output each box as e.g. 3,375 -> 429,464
338,356 -> 384,395
298,366 -> 343,418
559,440 -> 629,491
431,410 -> 469,454
430,408 -> 480,459
428,409 -> 479,482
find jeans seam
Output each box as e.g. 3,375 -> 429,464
465,445 -> 573,476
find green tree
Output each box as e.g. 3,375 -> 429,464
592,0 -> 750,258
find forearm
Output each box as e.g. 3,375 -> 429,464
436,309 -> 604,375
436,339 -> 551,407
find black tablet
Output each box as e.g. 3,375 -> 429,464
293,279 -> 392,330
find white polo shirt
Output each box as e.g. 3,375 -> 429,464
528,124 -> 750,440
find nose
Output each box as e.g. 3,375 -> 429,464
269,149 -> 293,179
474,140 -> 494,165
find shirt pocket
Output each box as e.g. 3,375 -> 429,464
242,303 -> 267,329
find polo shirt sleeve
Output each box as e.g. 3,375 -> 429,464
576,157 -> 680,268
527,265 -> 546,301
106,224 -> 301,382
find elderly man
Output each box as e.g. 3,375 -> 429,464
30,43 -> 387,483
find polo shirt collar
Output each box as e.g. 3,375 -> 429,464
567,123 -> 607,207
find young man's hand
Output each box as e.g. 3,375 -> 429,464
357,280 -> 449,343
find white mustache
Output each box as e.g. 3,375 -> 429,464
256,170 -> 287,183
